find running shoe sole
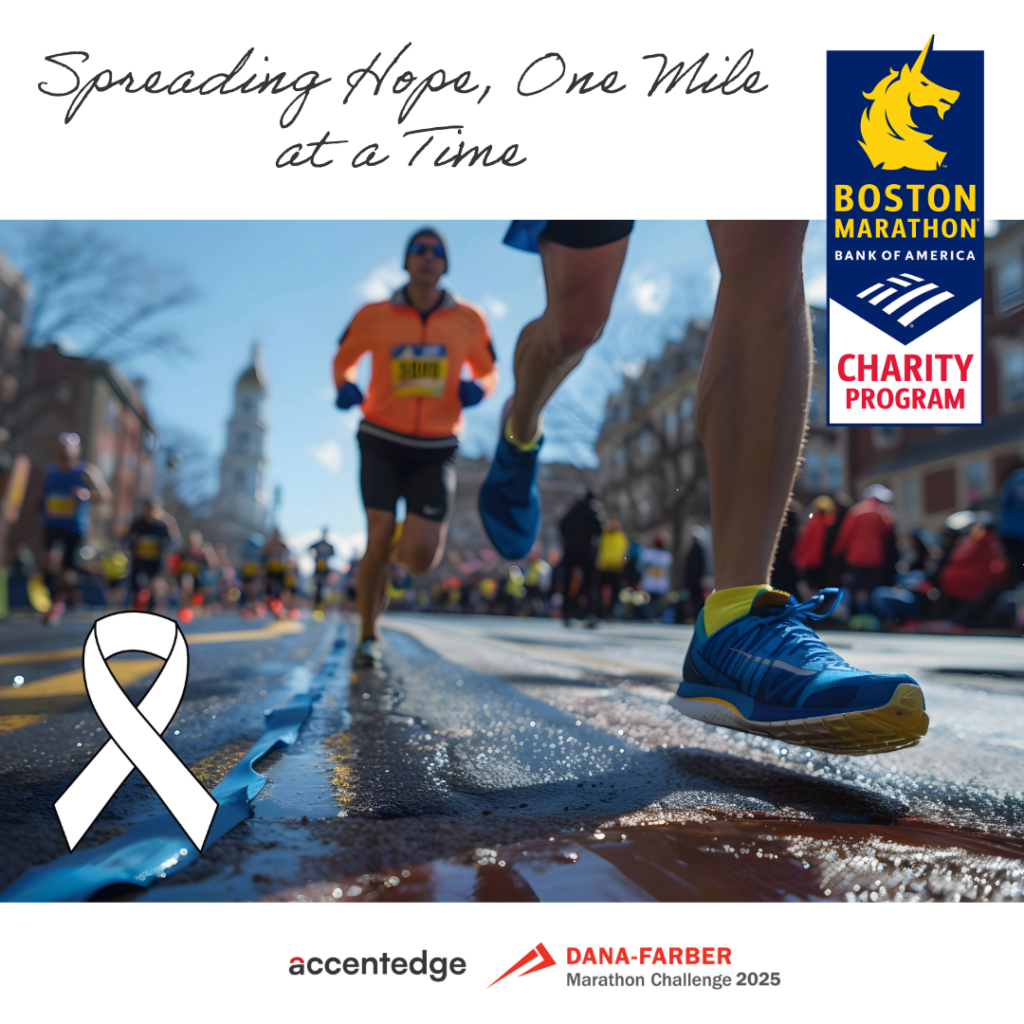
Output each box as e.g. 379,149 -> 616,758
669,682 -> 928,755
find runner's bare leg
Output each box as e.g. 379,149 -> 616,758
508,237 -> 630,444
358,509 -> 396,640
395,513 -> 448,574
697,221 -> 812,590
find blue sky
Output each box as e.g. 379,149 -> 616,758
0,220 -> 827,563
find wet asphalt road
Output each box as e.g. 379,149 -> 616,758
1,609 -> 1022,902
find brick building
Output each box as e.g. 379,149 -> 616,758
9,343 -> 156,556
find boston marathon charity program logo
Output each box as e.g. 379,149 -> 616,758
54,611 -> 216,853
827,36 -> 984,427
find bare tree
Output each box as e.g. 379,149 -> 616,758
155,425 -> 218,528
16,222 -> 196,362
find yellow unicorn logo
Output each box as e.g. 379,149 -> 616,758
859,36 -> 960,171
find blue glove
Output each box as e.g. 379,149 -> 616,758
335,382 -> 363,410
459,380 -> 485,408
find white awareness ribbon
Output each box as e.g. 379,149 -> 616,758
54,612 -> 217,852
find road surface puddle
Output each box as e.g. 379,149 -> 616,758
264,819 -> 1024,903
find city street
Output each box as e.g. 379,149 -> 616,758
1,609 -> 1023,902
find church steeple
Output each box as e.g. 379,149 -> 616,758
213,341 -> 269,547
236,341 -> 267,394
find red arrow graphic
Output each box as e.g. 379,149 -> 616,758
489,943 -> 556,987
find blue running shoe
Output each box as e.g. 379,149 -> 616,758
478,425 -> 543,561
670,588 -> 928,754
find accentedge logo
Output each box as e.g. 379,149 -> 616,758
288,951 -> 466,981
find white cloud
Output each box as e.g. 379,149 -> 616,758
984,220 -> 999,238
54,333 -> 82,355
628,267 -> 671,316
308,439 -> 343,474
805,272 -> 827,307
481,294 -> 509,321
357,259 -> 407,301
613,357 -> 646,379
288,528 -> 368,577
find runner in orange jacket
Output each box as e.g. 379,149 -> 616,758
333,227 -> 498,668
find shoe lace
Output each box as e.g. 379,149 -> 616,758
759,589 -> 850,669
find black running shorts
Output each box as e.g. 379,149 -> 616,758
44,525 -> 83,570
358,425 -> 458,523
539,220 -> 635,249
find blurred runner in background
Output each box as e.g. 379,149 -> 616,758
638,536 -> 672,620
309,528 -> 335,608
175,529 -> 209,622
239,532 -> 265,614
262,528 -> 292,616
596,518 -> 629,618
125,496 -> 179,611
558,490 -> 602,626
39,432 -> 112,625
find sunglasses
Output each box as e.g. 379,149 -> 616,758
408,242 -> 446,259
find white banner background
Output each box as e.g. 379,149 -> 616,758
0,0 -> 1020,218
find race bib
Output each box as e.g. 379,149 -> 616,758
135,538 -> 162,559
46,494 -> 76,517
391,344 -> 448,398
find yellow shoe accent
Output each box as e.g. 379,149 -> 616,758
671,683 -> 928,756
504,415 -> 543,452
27,575 -> 52,614
703,585 -> 785,635
390,520 -> 404,547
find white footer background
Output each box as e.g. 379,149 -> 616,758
0,902 -> 1014,1019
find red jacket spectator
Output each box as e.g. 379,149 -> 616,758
792,497 -> 837,571
939,527 -> 1009,604
832,496 -> 894,569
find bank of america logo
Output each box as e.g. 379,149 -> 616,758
856,274 -> 954,327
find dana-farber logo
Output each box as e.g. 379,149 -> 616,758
827,36 -> 984,427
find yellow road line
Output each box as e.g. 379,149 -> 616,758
0,616 -> 304,667
0,658 -> 163,702
0,618 -> 306,723
0,714 -> 47,733
0,647 -> 81,666
188,619 -> 305,645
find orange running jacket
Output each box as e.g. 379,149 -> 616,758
333,288 -> 498,440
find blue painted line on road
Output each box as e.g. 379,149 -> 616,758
1,627 -> 348,902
